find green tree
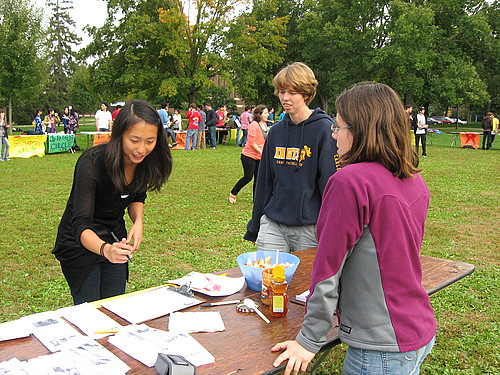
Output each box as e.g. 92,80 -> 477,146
224,0 -> 289,107
44,0 -> 81,112
83,0 -> 246,105
0,0 -> 46,125
68,65 -> 98,115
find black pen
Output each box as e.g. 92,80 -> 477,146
111,231 -> 132,262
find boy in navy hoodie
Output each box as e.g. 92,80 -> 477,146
244,62 -> 338,252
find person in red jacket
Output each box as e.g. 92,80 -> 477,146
185,103 -> 202,150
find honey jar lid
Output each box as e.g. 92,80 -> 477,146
272,265 -> 286,282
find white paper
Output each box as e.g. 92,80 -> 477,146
101,287 -> 203,324
107,324 -> 214,367
24,352 -> 81,374
168,312 -> 225,333
0,319 -> 31,342
24,337 -> 130,375
0,358 -> 29,374
168,272 -> 245,296
57,302 -> 122,338
19,311 -> 83,353
296,290 -> 310,302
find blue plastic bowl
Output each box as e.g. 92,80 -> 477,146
236,251 -> 301,291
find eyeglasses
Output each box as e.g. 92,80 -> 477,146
331,125 -> 352,134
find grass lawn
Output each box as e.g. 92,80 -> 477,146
0,128 -> 498,373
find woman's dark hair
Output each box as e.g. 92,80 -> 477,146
252,104 -> 268,122
335,82 -> 420,178
102,99 -> 172,192
34,108 -> 42,118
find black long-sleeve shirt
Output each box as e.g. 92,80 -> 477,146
52,145 -> 146,290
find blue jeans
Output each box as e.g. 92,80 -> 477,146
185,129 -> 197,150
71,259 -> 128,305
1,137 -> 9,160
236,128 -> 242,146
164,127 -> 176,144
342,336 -> 436,375
207,126 -> 217,148
240,129 -> 248,146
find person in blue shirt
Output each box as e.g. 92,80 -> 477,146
33,109 -> 44,134
158,102 -> 177,147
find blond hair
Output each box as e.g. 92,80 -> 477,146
273,62 -> 318,105
335,82 -> 421,178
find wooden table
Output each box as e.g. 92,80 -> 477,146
0,249 -> 475,375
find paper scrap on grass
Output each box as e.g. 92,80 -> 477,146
101,286 -> 203,324
168,311 -> 225,333
57,302 -> 123,338
19,311 -> 83,353
107,324 -> 214,367
0,318 -> 31,342
168,272 -> 245,296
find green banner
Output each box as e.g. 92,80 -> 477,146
47,134 -> 75,154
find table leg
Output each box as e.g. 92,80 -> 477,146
450,133 -> 458,147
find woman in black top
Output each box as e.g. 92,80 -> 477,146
53,100 -> 173,304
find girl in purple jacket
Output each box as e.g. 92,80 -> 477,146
272,83 -> 436,375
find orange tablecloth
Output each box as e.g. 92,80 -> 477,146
93,132 -> 111,146
459,132 -> 481,149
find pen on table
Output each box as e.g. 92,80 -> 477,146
111,231 -> 132,262
200,300 -> 241,307
95,330 -> 119,334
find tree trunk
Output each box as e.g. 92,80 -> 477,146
8,97 -> 13,134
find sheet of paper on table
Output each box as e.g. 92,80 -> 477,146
57,302 -> 123,338
19,311 -> 83,353
107,324 -> 215,367
101,286 -> 203,324
24,336 -> 130,374
168,272 -> 245,296
0,318 -> 31,342
0,335 -> 130,374
0,358 -> 25,373
168,311 -> 225,333
296,290 -> 310,303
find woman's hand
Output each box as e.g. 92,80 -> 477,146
127,221 -> 143,251
271,340 -> 315,375
104,241 -> 133,263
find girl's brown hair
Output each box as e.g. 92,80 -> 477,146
252,104 -> 268,122
335,82 -> 420,178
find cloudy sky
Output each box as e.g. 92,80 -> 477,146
33,0 -> 108,48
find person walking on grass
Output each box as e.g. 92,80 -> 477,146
481,112 -> 493,150
229,105 -> 269,203
0,108 -> 10,161
415,106 -> 428,157
272,82 -> 436,375
52,100 -> 172,304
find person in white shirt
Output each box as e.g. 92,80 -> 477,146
95,102 -> 113,132
415,106 -> 428,157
